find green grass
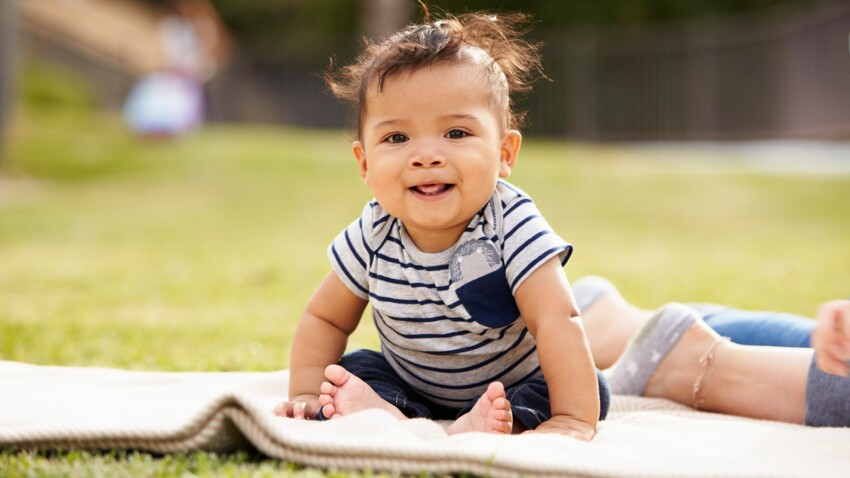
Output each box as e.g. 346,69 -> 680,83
1,110 -> 849,476
0,450 -> 324,477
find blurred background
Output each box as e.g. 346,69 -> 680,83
0,0 -> 849,370
1,3 -> 849,473
2,0 -> 850,140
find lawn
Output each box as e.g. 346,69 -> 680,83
1,110 -> 849,476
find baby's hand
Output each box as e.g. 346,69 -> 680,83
812,299 -> 850,377
274,394 -> 321,419
523,415 -> 596,441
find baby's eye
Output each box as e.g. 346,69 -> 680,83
446,129 -> 469,139
385,133 -> 408,144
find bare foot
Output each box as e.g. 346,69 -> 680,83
643,320 -> 725,406
445,382 -> 513,435
318,364 -> 406,420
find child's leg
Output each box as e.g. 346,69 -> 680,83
323,354 -> 513,435
318,349 -> 430,420
319,364 -> 407,420
444,382 -> 513,435
490,370 -> 610,432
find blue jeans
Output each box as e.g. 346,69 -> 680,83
689,304 -> 814,348
337,349 -> 610,430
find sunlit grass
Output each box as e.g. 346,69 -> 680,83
0,449 -> 398,478
1,110 -> 849,475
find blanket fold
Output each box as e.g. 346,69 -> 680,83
2,361 -> 848,477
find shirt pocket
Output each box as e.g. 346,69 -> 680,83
456,266 -> 521,329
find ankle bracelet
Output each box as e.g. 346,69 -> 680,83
692,337 -> 729,410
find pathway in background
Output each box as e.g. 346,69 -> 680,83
625,140 -> 850,176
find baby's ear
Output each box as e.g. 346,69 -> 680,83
352,141 -> 368,182
499,130 -> 522,178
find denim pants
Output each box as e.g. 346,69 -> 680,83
689,304 -> 814,348
338,349 -> 610,430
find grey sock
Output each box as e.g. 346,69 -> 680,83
604,302 -> 700,396
804,357 -> 850,427
572,275 -> 618,314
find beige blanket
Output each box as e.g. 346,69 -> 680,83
1,360 -> 848,477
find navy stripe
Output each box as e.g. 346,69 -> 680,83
464,214 -> 485,233
369,292 -> 445,306
392,327 -> 530,373
344,229 -> 367,270
510,246 -> 569,291
374,320 -> 498,356
422,324 -> 513,355
368,272 -> 448,291
331,245 -> 369,296
560,244 -> 573,266
385,314 -> 473,324
356,218 -> 375,263
370,217 -> 397,266
504,197 -> 532,217
374,311 -> 470,340
375,253 -> 449,272
445,299 -> 462,309
372,213 -> 390,228
505,230 -> 550,268
367,289 -> 460,309
504,214 -> 540,242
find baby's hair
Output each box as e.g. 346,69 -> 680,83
325,2 -> 545,135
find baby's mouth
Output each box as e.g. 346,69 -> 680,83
411,183 -> 454,196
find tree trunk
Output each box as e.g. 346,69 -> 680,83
0,0 -> 17,160
358,0 -> 413,40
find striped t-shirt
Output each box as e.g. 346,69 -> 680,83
329,180 -> 573,408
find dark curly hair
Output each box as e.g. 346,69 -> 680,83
325,4 -> 545,136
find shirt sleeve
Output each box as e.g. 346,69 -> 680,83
500,192 -> 573,294
327,202 -> 376,300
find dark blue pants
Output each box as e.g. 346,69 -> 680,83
338,349 -> 610,430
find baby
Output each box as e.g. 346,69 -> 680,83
274,7 -> 608,440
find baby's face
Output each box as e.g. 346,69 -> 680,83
352,61 -> 520,253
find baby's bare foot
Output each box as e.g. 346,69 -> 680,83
318,364 -> 406,420
445,382 -> 513,435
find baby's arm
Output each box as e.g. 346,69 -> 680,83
275,271 -> 367,419
514,257 -> 599,440
812,299 -> 850,377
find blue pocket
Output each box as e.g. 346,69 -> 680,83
456,267 -> 520,328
